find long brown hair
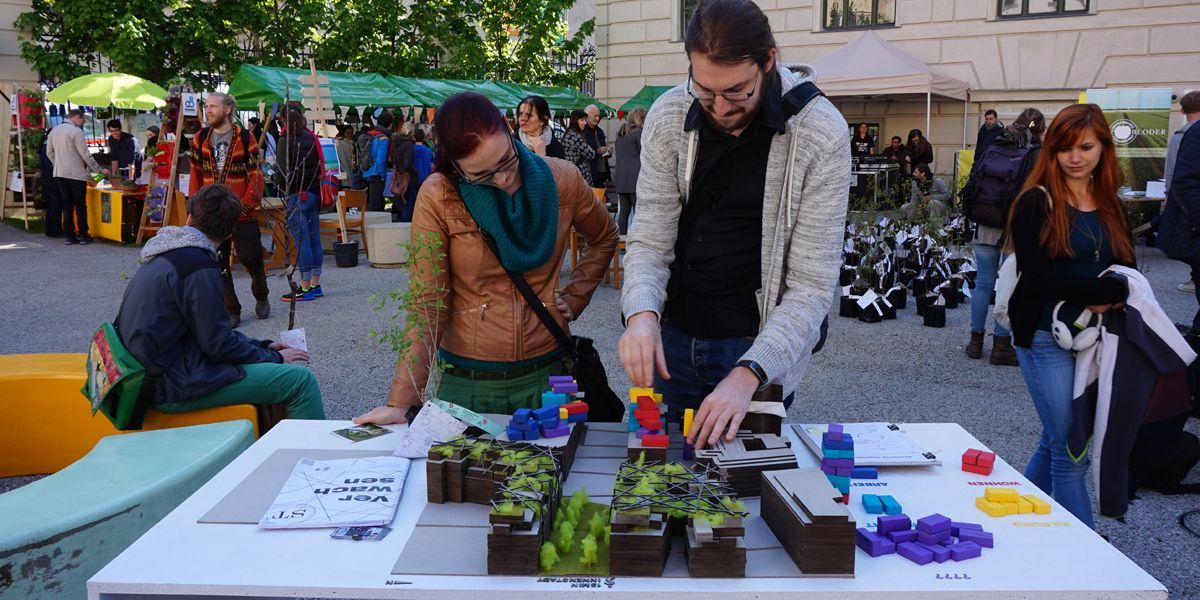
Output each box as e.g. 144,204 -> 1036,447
1007,103 -> 1133,263
685,0 -> 777,67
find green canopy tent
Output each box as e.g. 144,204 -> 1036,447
387,76 -> 523,112
495,82 -> 616,118
227,64 -> 419,110
618,85 -> 674,115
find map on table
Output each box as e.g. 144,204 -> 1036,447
794,423 -> 941,467
259,455 -> 411,529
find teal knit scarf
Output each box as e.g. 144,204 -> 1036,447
456,141 -> 559,272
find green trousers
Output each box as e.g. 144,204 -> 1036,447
158,363 -> 326,419
437,361 -> 562,414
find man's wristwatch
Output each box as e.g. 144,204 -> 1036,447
735,359 -> 769,389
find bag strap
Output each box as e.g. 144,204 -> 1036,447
479,231 -> 575,353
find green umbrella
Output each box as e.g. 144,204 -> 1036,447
47,72 -> 169,110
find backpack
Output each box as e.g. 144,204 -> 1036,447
961,143 -> 1034,228
356,131 -> 387,172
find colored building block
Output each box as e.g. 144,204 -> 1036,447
839,449 -> 857,459
539,417 -> 560,430
552,382 -> 578,395
563,401 -> 589,415
828,423 -> 844,436
856,528 -> 896,557
958,529 -> 993,548
532,406 -> 561,422
950,522 -> 983,537
822,448 -> 839,459
984,487 -> 1019,503
822,436 -> 855,451
549,375 -> 575,384
820,465 -> 836,476
916,514 -> 951,534
626,417 -> 639,432
876,514 -> 911,536
879,495 -> 902,515
1023,494 -> 1052,515
825,458 -> 854,469
542,424 -> 571,438
975,496 -> 1006,517
541,392 -> 568,408
629,388 -> 654,402
850,466 -> 878,479
635,396 -> 657,411
897,542 -> 934,565
1016,498 -> 1033,514
635,427 -> 650,439
511,408 -> 532,424
976,452 -> 996,468
682,443 -> 694,461
888,529 -> 917,544
948,541 -> 982,561
827,475 -> 851,488
841,493 -> 850,505
862,494 -> 883,514
510,420 -> 539,432
559,407 -> 569,420
917,529 -> 951,545
916,541 -> 951,563
834,467 -> 851,477
683,408 -> 694,437
1002,501 -> 1018,515
962,463 -> 993,476
642,433 -> 669,448
962,448 -> 981,465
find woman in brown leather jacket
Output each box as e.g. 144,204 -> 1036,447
355,93 -> 618,424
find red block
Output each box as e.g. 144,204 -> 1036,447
962,463 -> 993,476
636,396 -> 657,410
842,493 -> 850,505
638,419 -> 663,430
642,433 -> 669,448
962,448 -> 981,466
976,452 -> 996,468
563,401 -> 589,415
634,407 -> 660,419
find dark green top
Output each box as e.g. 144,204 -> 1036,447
1037,207 -> 1113,331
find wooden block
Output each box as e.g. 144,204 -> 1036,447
962,448 -> 981,466
693,519 -> 714,543
1016,497 -> 1033,514
984,487 -> 1019,503
974,496 -> 1006,517
1023,494 -> 1052,515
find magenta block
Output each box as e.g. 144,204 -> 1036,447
856,528 -> 896,557
888,529 -> 917,544
916,542 -> 951,563
958,529 -> 994,548
916,513 -> 952,534
950,521 -> 984,537
948,541 -> 983,561
876,514 -> 912,536
897,542 -> 933,565
916,529 -> 951,545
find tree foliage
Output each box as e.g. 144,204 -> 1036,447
16,0 -> 594,89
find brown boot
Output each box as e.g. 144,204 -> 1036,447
990,335 -> 1019,366
966,331 -> 984,359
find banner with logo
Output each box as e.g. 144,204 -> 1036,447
1085,88 -> 1172,192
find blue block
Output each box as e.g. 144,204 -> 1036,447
627,417 -> 639,431
542,423 -> 571,438
636,426 -> 650,439
541,392 -> 567,408
822,448 -> 839,459
862,494 -> 883,514
533,406 -> 560,422
505,426 -> 526,441
567,412 -> 587,423
540,417 -> 560,430
948,541 -> 982,561
838,449 -> 856,459
511,420 -> 538,432
950,521 -> 983,537
879,495 -> 902,515
511,408 -> 532,424
828,475 -> 851,488
823,436 -> 854,451
958,529 -> 993,549
850,466 -> 878,479
856,528 -> 895,557
916,513 -> 951,535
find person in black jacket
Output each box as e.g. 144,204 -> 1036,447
1004,103 -> 1135,528
905,128 -> 934,173
39,136 -> 63,238
114,184 -> 323,418
515,95 -> 566,160
274,106 -> 325,302
1164,119 -> 1200,331
975,109 -> 1004,157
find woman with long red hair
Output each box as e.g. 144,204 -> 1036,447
1004,103 -> 1135,527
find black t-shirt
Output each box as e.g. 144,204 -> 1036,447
665,76 -> 785,339
851,134 -> 874,157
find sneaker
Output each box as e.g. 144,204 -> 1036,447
64,237 -> 79,245
309,285 -> 324,298
1179,281 -> 1195,293
78,236 -> 93,245
255,299 -> 271,319
281,287 -> 317,302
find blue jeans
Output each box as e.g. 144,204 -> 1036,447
654,321 -> 793,421
1013,331 -> 1094,528
286,191 -> 323,281
971,242 -> 1010,336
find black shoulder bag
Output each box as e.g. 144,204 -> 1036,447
479,232 -> 626,422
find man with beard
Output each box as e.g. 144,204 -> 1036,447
619,0 -> 850,449
189,92 -> 268,328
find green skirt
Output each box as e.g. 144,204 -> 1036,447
437,359 -> 566,415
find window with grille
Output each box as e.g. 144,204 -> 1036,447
823,0 -> 895,30
998,0 -> 1088,18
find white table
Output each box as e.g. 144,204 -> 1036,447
88,420 -> 1167,599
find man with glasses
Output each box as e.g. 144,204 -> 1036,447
106,119 -> 140,181
619,0 -> 851,449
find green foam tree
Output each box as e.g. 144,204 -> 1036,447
555,520 -> 575,554
539,541 -> 559,571
580,535 -> 598,566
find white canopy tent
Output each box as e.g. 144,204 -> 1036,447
810,30 -> 972,146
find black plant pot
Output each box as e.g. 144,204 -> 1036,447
912,277 -> 928,298
839,296 -> 861,318
924,305 -> 947,328
858,304 -> 883,324
881,301 -> 897,320
916,292 -> 938,317
844,251 -> 861,267
839,266 -> 856,287
333,240 -> 360,268
942,289 -> 959,309
886,287 -> 907,310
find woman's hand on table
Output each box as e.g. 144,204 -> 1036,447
353,405 -> 409,426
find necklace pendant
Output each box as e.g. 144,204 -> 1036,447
1094,249 -> 1100,263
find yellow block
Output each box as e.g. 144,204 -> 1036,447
0,353 -> 261,477
975,496 -> 1006,517
683,408 -> 694,437
629,387 -> 655,404
984,487 -> 1020,502
1002,501 -> 1018,515
1016,498 -> 1033,514
559,407 -> 569,420
1023,494 -> 1052,515
654,393 -> 663,404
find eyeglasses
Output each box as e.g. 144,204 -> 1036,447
454,141 -> 520,187
687,68 -> 761,103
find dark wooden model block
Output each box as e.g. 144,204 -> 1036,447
760,468 -> 856,577
609,511 -> 671,576
693,432 -> 799,497
684,516 -> 747,577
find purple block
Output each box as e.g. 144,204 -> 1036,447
888,529 -> 917,544
820,465 -> 836,475
897,542 -> 934,565
876,514 -> 912,536
822,436 -> 854,451
552,382 -> 579,395
828,423 -> 844,434
834,467 -> 851,477
950,521 -> 984,537
856,528 -> 896,557
548,376 -> 575,385
850,466 -> 878,479
636,426 -> 650,439
958,529 -> 994,548
916,542 -> 951,563
682,444 -> 694,461
916,529 -> 951,545
542,424 -> 571,438
916,513 -> 952,534
826,458 -> 854,468
948,541 -> 982,561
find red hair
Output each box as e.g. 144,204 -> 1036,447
433,92 -> 510,177
1008,103 -> 1133,264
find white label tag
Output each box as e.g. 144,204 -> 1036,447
856,289 -> 879,309
279,328 -> 308,352
392,402 -> 468,458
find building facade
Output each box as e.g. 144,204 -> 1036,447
593,0 -> 1200,173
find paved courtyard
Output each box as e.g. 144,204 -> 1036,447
1,221 -> 1197,597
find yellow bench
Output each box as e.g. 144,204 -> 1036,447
0,353 -> 271,477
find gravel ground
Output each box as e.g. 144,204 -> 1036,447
1,222 -> 1197,597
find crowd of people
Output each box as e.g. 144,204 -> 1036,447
85,0 -> 1200,534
